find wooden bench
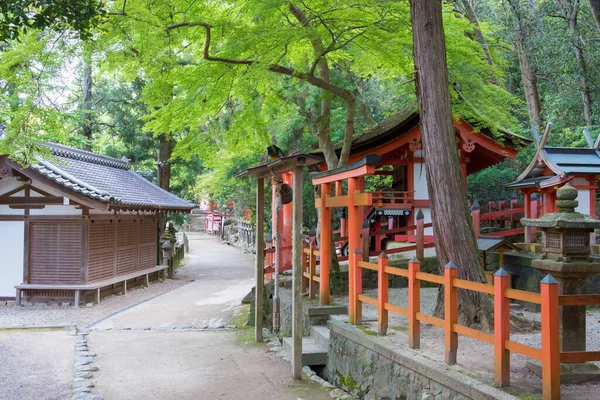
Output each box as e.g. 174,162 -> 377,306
15,265 -> 169,308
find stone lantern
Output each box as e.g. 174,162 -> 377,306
521,183 -> 600,353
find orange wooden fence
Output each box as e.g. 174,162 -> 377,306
352,251 -> 600,400
302,241 -> 320,298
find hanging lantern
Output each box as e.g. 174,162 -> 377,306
280,183 -> 293,204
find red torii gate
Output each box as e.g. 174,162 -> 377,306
310,155 -> 379,323
237,154 -> 323,380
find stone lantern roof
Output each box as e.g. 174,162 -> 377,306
521,183 -> 600,230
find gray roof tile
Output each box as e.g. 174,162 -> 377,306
32,143 -> 192,211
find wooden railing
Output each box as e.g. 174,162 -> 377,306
352,252 -> 600,399
370,191 -> 414,208
302,242 -> 321,298
471,199 -> 526,238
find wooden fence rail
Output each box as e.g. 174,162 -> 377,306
351,249 -> 600,400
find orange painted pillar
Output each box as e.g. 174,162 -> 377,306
541,274 -> 560,400
588,176 -> 597,218
353,249 -> 363,325
320,182 -> 331,305
523,191 -> 532,245
444,262 -> 458,365
282,172 -> 293,265
347,177 -> 359,324
494,268 -> 511,387
530,195 -> 539,243
377,253 -> 389,336
309,241 -> 317,299
301,242 -> 308,292
408,257 -> 421,349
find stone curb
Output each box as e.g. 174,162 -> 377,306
71,327 -> 102,400
328,320 -> 518,400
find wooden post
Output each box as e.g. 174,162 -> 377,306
416,209 -> 424,260
470,201 -> 480,238
301,242 -> 308,293
361,219 -> 370,262
524,191 -> 532,245
255,177 -> 265,343
378,253 -> 389,336
320,182 -> 331,305
510,193 -> 518,229
530,195 -> 539,243
488,200 -> 495,228
494,268 -> 511,387
347,177 -> 359,324
541,274 -> 560,400
74,290 -> 80,309
309,240 -> 317,299
291,165 -> 303,380
444,262 -> 458,365
408,257 -> 420,348
353,249 -> 363,325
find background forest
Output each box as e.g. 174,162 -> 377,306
1,0 -> 600,228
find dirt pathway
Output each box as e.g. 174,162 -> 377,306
88,233 -> 332,400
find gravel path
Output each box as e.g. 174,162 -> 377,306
348,287 -> 600,400
0,328 -> 75,400
0,235 -> 210,329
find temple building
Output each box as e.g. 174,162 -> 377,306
506,125 -> 600,219
0,143 -> 192,305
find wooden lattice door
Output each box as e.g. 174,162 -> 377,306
29,222 -> 83,284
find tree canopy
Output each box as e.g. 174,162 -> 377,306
0,0 -> 598,215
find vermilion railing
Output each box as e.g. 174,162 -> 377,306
352,252 -> 600,400
370,191 -> 414,208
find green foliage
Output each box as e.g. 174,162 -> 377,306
0,0 -> 106,42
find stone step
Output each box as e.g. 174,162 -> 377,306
282,337 -> 328,366
329,314 -> 349,323
310,325 -> 330,349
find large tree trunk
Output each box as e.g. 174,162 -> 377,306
589,0 -> 600,34
516,36 -> 543,130
410,0 -> 493,331
82,43 -> 93,151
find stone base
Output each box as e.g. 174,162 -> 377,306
526,360 -> 600,384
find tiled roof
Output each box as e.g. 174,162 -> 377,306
544,147 -> 600,174
31,143 -> 193,211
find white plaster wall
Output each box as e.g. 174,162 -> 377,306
573,177 -> 589,186
29,205 -> 81,216
413,162 -> 429,200
0,177 -> 24,195
0,221 -> 24,297
576,189 -> 591,215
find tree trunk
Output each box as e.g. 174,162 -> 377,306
459,0 -> 495,73
82,43 -> 93,150
410,0 -> 493,331
589,0 -> 600,35
569,16 -> 593,125
158,134 -> 173,239
515,36 -> 543,130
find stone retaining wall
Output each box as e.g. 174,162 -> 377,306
325,320 -> 517,400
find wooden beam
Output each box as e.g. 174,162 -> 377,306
0,196 -> 63,205
291,166 -> 303,379
255,177 -> 265,343
311,164 -> 376,185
